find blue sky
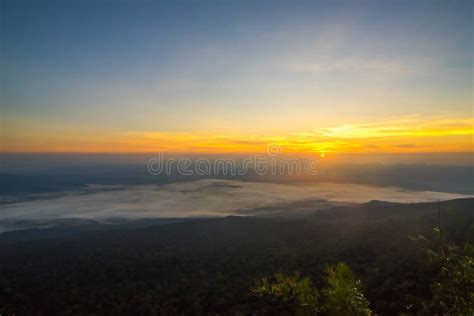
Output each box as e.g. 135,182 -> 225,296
1,0 -> 472,153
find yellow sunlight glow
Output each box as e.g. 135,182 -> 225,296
2,117 -> 473,154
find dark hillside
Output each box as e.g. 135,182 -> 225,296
0,199 -> 472,315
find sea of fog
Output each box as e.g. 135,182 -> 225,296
1,180 -> 470,226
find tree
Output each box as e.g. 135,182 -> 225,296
250,262 -> 372,315
410,201 -> 474,315
250,273 -> 319,315
322,263 -> 372,316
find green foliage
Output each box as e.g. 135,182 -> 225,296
411,203 -> 474,315
426,234 -> 474,314
250,263 -> 372,315
250,273 -> 319,315
322,262 -> 372,316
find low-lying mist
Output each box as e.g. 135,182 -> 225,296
1,180 -> 469,224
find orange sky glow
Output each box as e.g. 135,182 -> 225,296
3,116 -> 472,155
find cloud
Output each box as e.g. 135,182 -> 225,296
0,180 -> 468,222
285,58 -> 414,75
395,144 -> 418,148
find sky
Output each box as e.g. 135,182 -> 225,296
1,0 -> 473,155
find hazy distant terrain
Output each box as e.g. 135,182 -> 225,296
1,155 -> 472,233
0,179 -> 470,232
1,154 -> 473,197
